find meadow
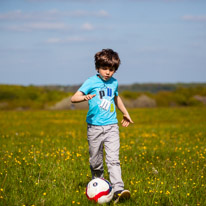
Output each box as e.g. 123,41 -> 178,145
0,107 -> 206,206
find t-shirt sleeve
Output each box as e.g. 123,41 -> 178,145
78,78 -> 92,95
115,81 -> 118,96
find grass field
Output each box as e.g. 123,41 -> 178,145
0,107 -> 206,206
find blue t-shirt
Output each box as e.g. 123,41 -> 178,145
78,74 -> 119,126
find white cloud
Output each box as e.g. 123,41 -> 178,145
0,10 -> 22,20
68,10 -> 109,17
5,22 -> 69,32
96,10 -> 109,17
65,36 -> 85,42
46,38 -> 61,43
0,10 -> 57,21
29,22 -> 67,30
46,36 -> 86,44
82,23 -> 94,31
0,9 -> 109,21
182,15 -> 206,22
26,0 -> 106,2
130,0 -> 202,1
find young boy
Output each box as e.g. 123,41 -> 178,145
71,49 -> 133,203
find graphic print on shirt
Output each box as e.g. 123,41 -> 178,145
110,103 -> 114,112
98,87 -> 113,111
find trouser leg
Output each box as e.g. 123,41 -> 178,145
104,124 -> 124,192
87,125 -> 104,179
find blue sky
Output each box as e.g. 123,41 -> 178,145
0,0 -> 206,85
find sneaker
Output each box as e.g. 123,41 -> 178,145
113,190 -> 131,204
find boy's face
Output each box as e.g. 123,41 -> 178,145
97,67 -> 116,81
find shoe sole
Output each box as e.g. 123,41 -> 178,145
114,190 -> 131,204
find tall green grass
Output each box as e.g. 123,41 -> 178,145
0,108 -> 206,205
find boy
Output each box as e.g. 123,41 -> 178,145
71,49 -> 133,204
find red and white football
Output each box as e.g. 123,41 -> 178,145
86,178 -> 114,204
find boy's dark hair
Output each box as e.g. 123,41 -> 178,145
95,49 -> 121,71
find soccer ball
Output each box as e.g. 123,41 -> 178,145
86,178 -> 114,204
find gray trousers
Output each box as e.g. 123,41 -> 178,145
87,124 -> 124,192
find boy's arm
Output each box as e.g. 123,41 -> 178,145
71,91 -> 96,103
115,95 -> 134,127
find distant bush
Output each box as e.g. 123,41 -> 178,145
120,91 -> 141,100
0,85 -> 71,110
153,86 -> 206,107
124,86 -> 206,107
0,84 -> 206,110
133,95 -> 156,107
153,91 -> 173,107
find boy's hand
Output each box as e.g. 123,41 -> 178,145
121,114 -> 134,127
84,94 -> 96,101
